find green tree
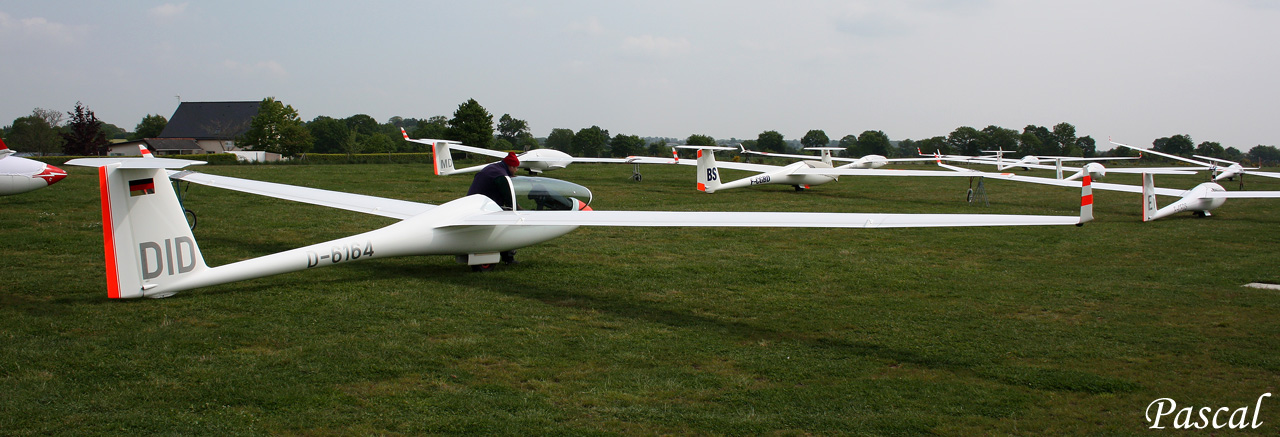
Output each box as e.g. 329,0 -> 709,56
896,138 -> 917,157
837,134 -> 858,153
1247,145 -> 1280,166
131,114 -> 168,140
917,136 -> 949,155
801,129 -> 830,149
307,116 -> 350,154
1051,122 -> 1078,156
647,138 -> 669,156
546,128 -> 575,152
855,130 -> 892,156
947,126 -> 983,156
1195,141 -> 1224,158
447,99 -> 494,148
1224,147 -> 1244,162
7,110 -> 63,155
344,114 -> 379,136
412,115 -> 453,139
497,114 -> 531,146
572,126 -> 610,157
1153,134 -> 1194,156
756,130 -> 785,153
1019,125 -> 1053,156
686,134 -> 715,146
979,126 -> 1019,154
1076,136 -> 1097,157
239,97 -> 312,157
609,134 -> 646,157
62,102 -> 109,156
516,135 -> 539,151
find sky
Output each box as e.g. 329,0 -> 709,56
2,0 -> 1278,150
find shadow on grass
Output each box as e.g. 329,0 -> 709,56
334,257 -> 1141,395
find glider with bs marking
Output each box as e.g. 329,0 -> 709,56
684,146 -> 1007,193
66,156 -> 1093,299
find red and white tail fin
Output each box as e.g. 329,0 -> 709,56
402,128 -> 458,176
1079,175 -> 1094,225
695,148 -> 720,193
67,158 -> 210,298
0,137 -> 11,158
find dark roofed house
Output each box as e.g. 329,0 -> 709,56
106,138 -> 203,156
157,101 -> 261,153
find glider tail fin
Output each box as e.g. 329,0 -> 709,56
1141,173 -> 1158,222
91,163 -> 209,298
1079,175 -> 1094,225
432,141 -> 457,176
695,148 -> 720,193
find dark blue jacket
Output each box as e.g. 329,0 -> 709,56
467,162 -> 514,208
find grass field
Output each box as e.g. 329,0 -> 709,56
2,160 -> 1279,434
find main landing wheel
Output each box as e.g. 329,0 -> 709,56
471,264 -> 497,272
631,173 -> 642,182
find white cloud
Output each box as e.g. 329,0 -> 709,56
621,35 -> 691,57
0,11 -> 88,45
148,3 -> 189,21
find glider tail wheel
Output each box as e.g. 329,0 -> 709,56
471,264 -> 497,272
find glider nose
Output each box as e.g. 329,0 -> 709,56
38,164 -> 68,186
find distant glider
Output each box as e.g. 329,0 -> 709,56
0,138 -> 67,196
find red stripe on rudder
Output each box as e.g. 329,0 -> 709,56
697,183 -> 706,191
99,167 -> 120,299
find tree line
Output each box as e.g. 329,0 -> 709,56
6,98 -> 1279,166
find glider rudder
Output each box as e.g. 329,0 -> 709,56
72,159 -> 209,298
695,148 -> 720,193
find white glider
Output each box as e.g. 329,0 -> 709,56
400,128 -> 679,177
740,146 -> 937,169
686,146 -> 1000,193
1110,139 -> 1280,182
940,160 -> 1280,220
65,156 -> 1093,299
0,138 -> 68,196
928,147 -> 1190,181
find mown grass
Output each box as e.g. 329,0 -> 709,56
2,161 -> 1279,435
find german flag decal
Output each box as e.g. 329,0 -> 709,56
128,178 -> 155,196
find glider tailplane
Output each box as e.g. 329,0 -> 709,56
695,148 -> 720,193
97,164 -> 208,299
432,141 -> 457,176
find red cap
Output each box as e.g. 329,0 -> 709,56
503,152 -> 520,167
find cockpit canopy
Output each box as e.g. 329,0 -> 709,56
509,176 -> 593,211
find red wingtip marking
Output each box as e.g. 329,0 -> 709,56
1082,175 -> 1092,186
400,127 -> 410,140
1081,194 -> 1094,206
98,167 -> 120,299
